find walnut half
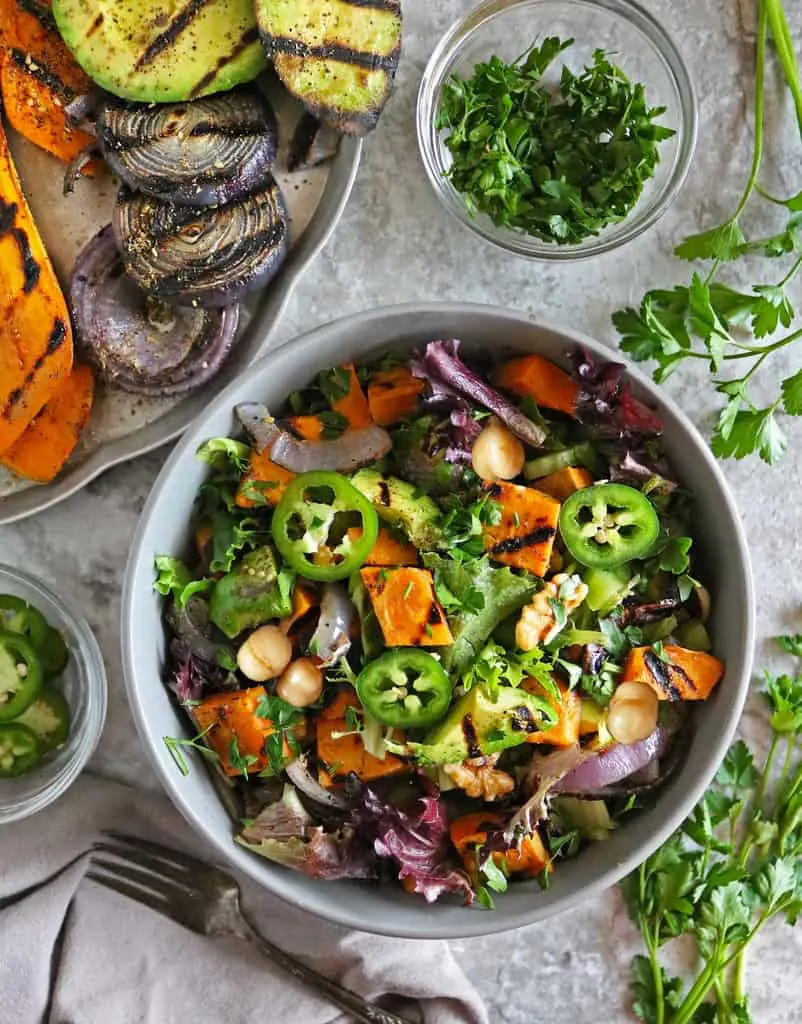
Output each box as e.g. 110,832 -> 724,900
443,754 -> 515,801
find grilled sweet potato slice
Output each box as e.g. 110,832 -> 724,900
360,566 -> 453,647
482,482 -> 561,577
0,117 -> 74,454
622,645 -> 725,701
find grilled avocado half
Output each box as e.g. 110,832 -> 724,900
53,0 -> 267,103
256,0 -> 403,136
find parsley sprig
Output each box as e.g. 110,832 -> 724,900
613,0 -> 802,464
437,37 -> 674,244
621,634 -> 802,1024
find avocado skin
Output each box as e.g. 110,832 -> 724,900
53,0 -> 266,103
410,685 -> 553,766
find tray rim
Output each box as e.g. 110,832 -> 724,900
0,136 -> 363,527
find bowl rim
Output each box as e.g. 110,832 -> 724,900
416,0 -> 699,261
0,562 -> 108,824
122,301 -> 754,938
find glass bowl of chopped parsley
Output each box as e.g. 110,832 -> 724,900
417,0 -> 697,259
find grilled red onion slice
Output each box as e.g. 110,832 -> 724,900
288,113 -> 341,172
286,757 -> 348,810
310,584 -> 353,667
113,176 -> 288,308
97,89 -> 278,206
552,727 -> 671,795
71,225 -> 239,396
235,403 -> 280,452
414,339 -> 547,447
270,424 -> 392,473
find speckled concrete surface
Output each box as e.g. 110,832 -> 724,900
1,1 -> 801,1020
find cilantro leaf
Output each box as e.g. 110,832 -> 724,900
781,368 -> 802,415
674,219 -> 746,262
763,671 -> 802,733
715,741 -> 758,790
777,633 -> 802,657
710,407 -> 787,465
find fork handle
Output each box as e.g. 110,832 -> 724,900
237,914 -> 418,1024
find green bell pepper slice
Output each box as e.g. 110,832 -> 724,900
272,471 -> 379,582
356,649 -> 454,729
559,483 -> 659,570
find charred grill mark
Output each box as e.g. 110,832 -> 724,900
461,714 -> 481,759
0,199 -> 18,236
9,48 -> 74,102
0,200 -> 41,293
427,603 -> 443,625
187,117 -> 266,138
491,525 -> 556,556
85,11 -> 105,37
134,0 -> 214,70
377,480 -> 391,506
343,0 -> 401,8
17,0 -> 57,33
4,388 -> 24,415
12,228 -> 40,293
643,650 -> 687,700
187,27 -> 260,98
509,704 -> 539,733
266,37 -> 397,72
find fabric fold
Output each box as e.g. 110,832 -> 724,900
0,774 -> 487,1024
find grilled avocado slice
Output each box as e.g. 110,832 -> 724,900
53,0 -> 267,103
256,0 -> 403,136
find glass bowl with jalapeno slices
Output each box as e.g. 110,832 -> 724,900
123,303 -> 753,939
0,564 -> 107,824
417,0 -> 698,260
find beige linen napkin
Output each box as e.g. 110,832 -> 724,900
0,774 -> 488,1024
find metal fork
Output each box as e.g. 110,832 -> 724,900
88,831 -> 416,1024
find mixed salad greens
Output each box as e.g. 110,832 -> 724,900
155,340 -> 726,907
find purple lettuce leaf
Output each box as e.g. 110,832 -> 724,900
608,450 -> 678,495
569,347 -> 663,440
237,786 -> 376,880
413,340 -> 546,448
445,409 -> 482,464
348,780 -> 475,904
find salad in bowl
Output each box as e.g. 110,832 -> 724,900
154,337 -> 725,908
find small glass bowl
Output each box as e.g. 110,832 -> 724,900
417,0 -> 698,260
0,564 -> 107,824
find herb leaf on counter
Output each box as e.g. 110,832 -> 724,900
437,38 -> 674,244
612,0 -> 802,464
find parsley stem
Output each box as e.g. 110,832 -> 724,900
765,0 -> 802,133
737,732 -> 780,867
778,253 -> 802,289
732,0 -> 767,220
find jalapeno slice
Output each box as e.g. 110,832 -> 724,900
0,722 -> 42,777
272,471 -> 379,582
0,631 -> 44,721
356,649 -> 454,729
0,595 -> 49,648
15,686 -> 71,751
559,483 -> 660,569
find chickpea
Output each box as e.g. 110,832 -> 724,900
236,625 -> 292,683
606,681 -> 659,745
277,658 -> 324,708
471,418 -> 525,481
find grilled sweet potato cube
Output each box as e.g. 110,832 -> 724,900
622,645 -> 725,701
482,482 -> 561,577
191,686 -> 307,777
450,811 -> 551,878
494,354 -> 579,417
348,526 -> 418,566
360,566 -> 452,647
316,689 -> 408,787
367,367 -> 424,425
522,680 -> 581,747
534,466 -> 593,502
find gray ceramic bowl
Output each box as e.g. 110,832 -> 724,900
122,303 -> 754,939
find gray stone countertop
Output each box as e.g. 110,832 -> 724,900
2,0 -> 802,1020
